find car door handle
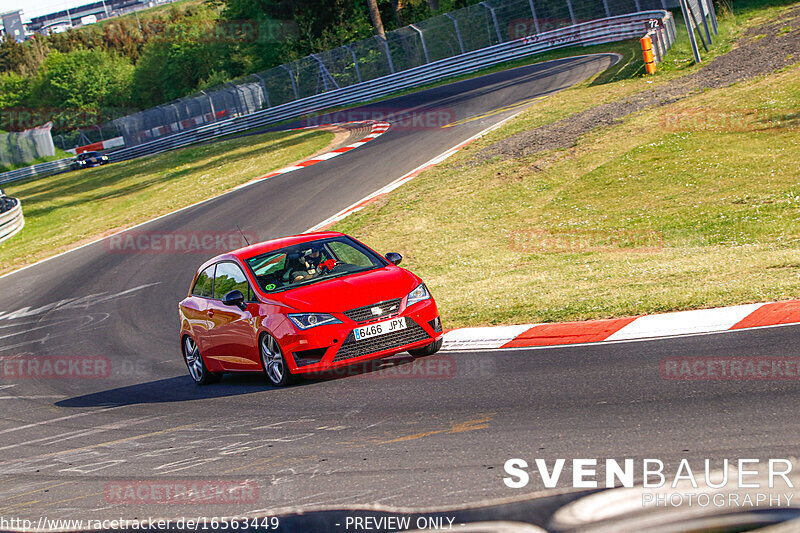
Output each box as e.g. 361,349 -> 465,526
207,309 -> 214,317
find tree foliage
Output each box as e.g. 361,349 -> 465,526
0,0 -> 487,134
29,48 -> 134,110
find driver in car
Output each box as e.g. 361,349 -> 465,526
291,244 -> 335,283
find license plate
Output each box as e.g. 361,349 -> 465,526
353,317 -> 407,340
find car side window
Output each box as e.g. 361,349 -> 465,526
192,265 -> 215,298
328,241 -> 374,267
213,262 -> 253,301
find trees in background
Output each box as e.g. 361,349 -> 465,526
29,49 -> 134,110
0,0 -> 484,132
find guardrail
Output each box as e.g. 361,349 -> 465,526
0,195 -> 24,243
0,11 -> 675,187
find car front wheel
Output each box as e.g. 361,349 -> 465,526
260,333 -> 297,387
182,336 -> 220,385
408,338 -> 443,358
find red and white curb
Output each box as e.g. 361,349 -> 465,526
233,121 -> 390,191
440,300 -> 800,351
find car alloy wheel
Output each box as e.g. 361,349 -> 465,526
260,333 -> 296,387
182,336 -> 219,385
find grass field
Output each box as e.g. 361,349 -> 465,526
332,5 -> 800,328
0,129 -> 333,274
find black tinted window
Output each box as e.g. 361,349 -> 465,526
214,262 -> 251,299
191,265 -> 215,298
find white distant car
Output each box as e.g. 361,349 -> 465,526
47,24 -> 72,34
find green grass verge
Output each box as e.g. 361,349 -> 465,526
332,7 -> 800,327
0,129 -> 333,274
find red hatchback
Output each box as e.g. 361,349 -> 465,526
178,232 -> 443,386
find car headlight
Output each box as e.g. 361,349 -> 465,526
288,313 -> 341,330
407,283 -> 431,306
102,156 -> 108,160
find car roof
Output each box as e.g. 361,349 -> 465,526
197,231 -> 347,271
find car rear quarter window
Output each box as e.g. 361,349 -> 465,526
191,265 -> 215,297
213,262 -> 252,300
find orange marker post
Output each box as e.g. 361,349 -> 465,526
641,35 -> 656,75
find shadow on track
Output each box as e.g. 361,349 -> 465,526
54,374 -> 277,407
55,354 -> 446,407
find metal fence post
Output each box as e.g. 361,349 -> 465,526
527,0 -> 541,34
252,73 -> 272,108
705,0 -> 718,34
280,65 -> 300,100
695,0 -> 712,44
377,36 -> 395,74
200,90 -> 217,121
409,24 -> 431,63
312,54 -> 340,93
679,0 -> 702,62
343,44 -> 362,83
565,0 -> 576,25
480,2 -> 504,43
602,0 -> 611,18
444,13 -> 466,54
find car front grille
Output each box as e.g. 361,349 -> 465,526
343,298 -> 402,323
333,319 -> 430,362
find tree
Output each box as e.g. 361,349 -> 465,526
131,39 -> 230,107
29,49 -> 134,110
0,72 -> 29,109
0,36 -> 25,74
367,0 -> 386,38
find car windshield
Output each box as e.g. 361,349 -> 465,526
245,236 -> 386,293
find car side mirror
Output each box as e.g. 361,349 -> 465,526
222,290 -> 247,311
385,252 -> 402,266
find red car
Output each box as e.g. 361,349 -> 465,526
178,232 -> 443,386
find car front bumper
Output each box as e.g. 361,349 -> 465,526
281,298 -> 443,374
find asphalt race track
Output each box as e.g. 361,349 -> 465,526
1,54 -> 799,530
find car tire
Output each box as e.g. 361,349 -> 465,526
260,332 -> 297,387
182,335 -> 221,385
408,338 -> 443,358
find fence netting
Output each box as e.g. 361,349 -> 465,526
60,0 -> 675,150
0,123 -> 56,169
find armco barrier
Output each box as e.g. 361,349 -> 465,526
0,195 -> 24,243
0,11 -> 675,187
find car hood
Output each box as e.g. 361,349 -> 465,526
274,267 -> 421,313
